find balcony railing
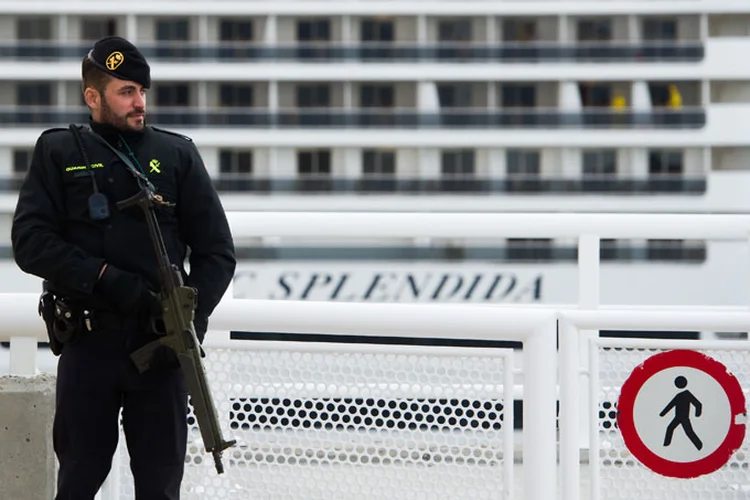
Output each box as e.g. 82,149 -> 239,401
0,241 -> 710,263
0,41 -> 704,63
0,107 -> 706,129
211,176 -> 707,195
0,175 -> 707,195
232,242 -> 707,263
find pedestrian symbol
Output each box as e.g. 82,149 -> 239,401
617,350 -> 746,479
660,376 -> 702,450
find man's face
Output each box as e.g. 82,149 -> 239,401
90,79 -> 147,131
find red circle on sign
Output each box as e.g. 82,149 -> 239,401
617,350 -> 746,479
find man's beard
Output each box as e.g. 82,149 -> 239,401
100,97 -> 145,132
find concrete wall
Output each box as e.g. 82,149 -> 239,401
0,374 -> 56,500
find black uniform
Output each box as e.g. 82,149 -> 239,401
11,120 -> 236,498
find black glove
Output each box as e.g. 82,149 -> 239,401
95,265 -> 160,315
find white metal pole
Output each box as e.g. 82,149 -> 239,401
522,320 -> 557,500
562,309 -> 750,332
577,234 -> 600,308
589,337 -> 601,500
225,212 -> 750,240
9,336 -> 37,376
577,234 -> 600,454
503,350 -> 514,499
558,319 -> 580,500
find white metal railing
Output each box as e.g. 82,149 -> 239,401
225,212 -> 750,240
4,298 -> 750,499
199,300 -> 551,500
0,294 -> 558,500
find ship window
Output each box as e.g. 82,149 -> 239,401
362,150 -> 396,176
438,19 -> 473,42
648,150 -> 683,175
17,17 -> 51,40
583,150 -> 617,176
361,18 -> 394,42
297,19 -> 331,42
155,84 -> 190,106
296,85 -> 330,107
643,18 -> 678,41
220,20 -> 254,41
13,149 -> 33,176
503,19 -> 538,42
507,150 -> 541,176
647,239 -> 685,260
441,149 -> 475,177
219,84 -> 254,107
501,85 -> 536,107
219,150 -> 253,175
81,18 -> 118,41
297,150 -> 332,176
577,19 -> 612,41
17,83 -> 52,105
507,238 -> 554,260
438,84 -> 473,108
650,85 -> 668,106
156,19 -> 190,41
579,83 -> 612,107
360,85 -> 395,108
600,239 -> 618,260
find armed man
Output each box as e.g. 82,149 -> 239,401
11,36 -> 236,499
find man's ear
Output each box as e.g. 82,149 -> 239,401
83,87 -> 100,109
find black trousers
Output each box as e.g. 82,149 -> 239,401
53,325 -> 188,500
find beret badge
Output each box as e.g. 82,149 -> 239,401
106,51 -> 124,71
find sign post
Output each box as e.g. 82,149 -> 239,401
617,350 -> 747,479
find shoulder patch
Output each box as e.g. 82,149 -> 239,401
151,126 -> 193,142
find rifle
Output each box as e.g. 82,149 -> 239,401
116,186 -> 236,474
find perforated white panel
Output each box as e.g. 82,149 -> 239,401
112,344 -> 513,499
596,345 -> 750,499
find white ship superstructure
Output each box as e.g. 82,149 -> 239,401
0,0 -> 749,306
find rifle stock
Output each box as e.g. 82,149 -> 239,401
118,188 -> 236,474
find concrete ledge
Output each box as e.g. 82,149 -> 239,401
0,374 -> 56,500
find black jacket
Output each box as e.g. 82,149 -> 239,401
11,120 -> 236,336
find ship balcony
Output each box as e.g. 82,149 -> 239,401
210,175 -> 707,196
8,38 -> 750,82
0,173 -> 712,197
0,106 -> 706,130
5,38 -> 750,81
0,40 -> 705,64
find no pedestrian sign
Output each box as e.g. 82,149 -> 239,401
617,350 -> 747,479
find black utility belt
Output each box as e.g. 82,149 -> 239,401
55,301 -> 143,333
52,298 -> 95,341
39,292 -> 146,356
